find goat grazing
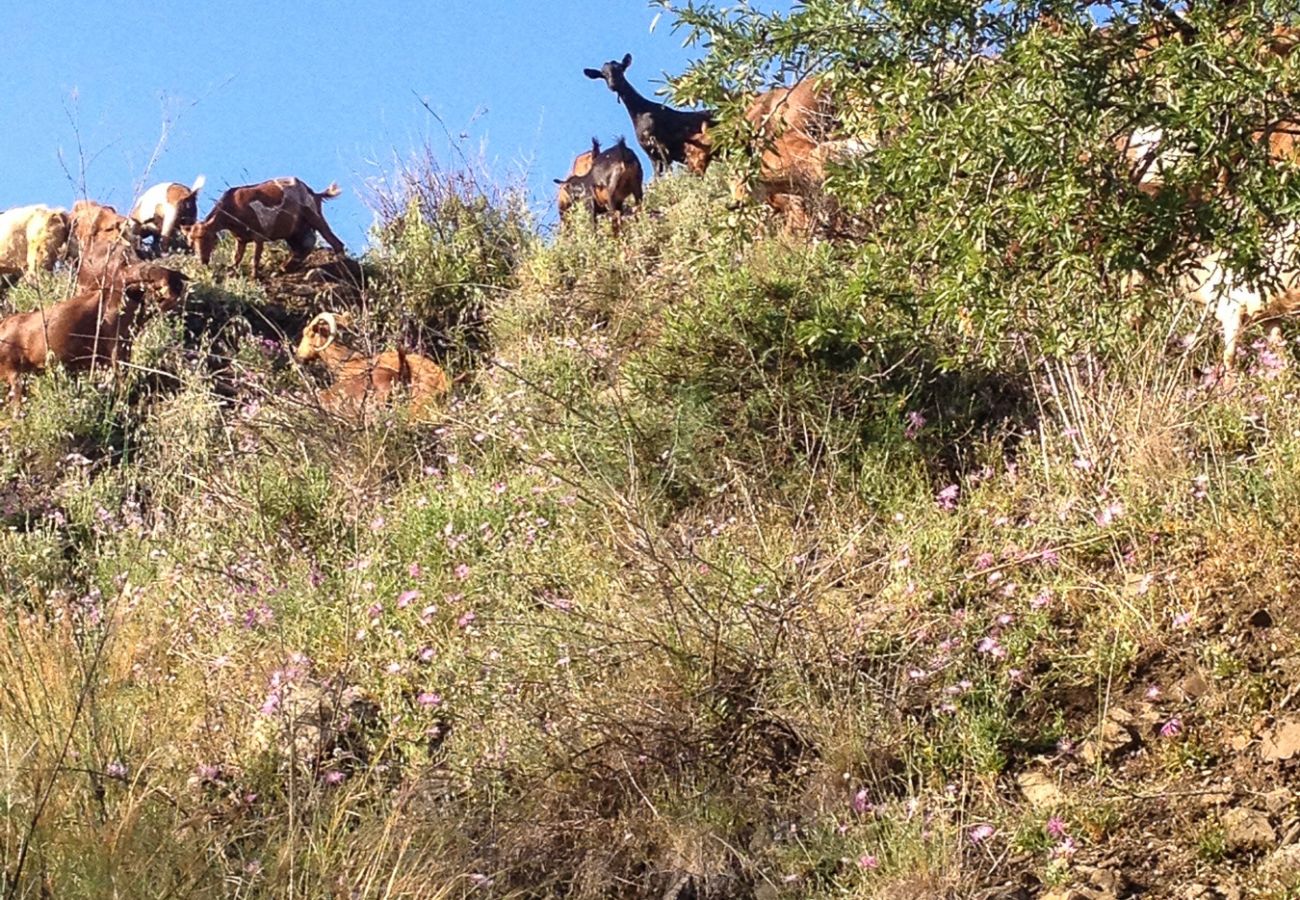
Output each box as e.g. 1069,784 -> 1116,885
0,205 -> 70,278
1179,229 -> 1300,368
294,311 -> 449,420
130,176 -> 205,254
555,147 -> 597,219
0,262 -> 187,409
585,54 -> 714,176
186,177 -> 345,280
554,138 -> 644,229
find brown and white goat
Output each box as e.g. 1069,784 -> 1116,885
130,175 -> 205,254
0,262 -> 187,409
294,311 -> 449,420
186,177 -> 345,280
0,205 -> 70,278
553,138 -> 644,229
1178,225 -> 1300,368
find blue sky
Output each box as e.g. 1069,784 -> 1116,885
0,2 -> 744,248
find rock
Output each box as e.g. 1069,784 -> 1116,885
1261,719 -> 1300,761
1016,770 -> 1065,809
1263,788 -> 1293,815
1179,673 -> 1210,701
1230,733 -> 1251,752
1260,843 -> 1300,879
1221,807 -> 1276,853
1082,708 -> 1138,765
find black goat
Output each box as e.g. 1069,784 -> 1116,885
584,54 -> 715,177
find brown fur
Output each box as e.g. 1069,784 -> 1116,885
556,149 -> 596,218
68,201 -> 135,259
295,312 -> 449,421
734,79 -> 841,231
0,262 -> 187,409
186,177 -> 345,279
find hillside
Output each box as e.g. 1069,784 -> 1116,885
0,153 -> 1298,899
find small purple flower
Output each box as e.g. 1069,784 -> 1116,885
1145,685 -> 1161,700
1095,500 -> 1124,527
1052,836 -> 1078,859
397,589 -> 420,609
453,563 -> 471,581
851,788 -> 872,815
1160,717 -> 1183,739
968,823 -> 995,844
457,611 -> 477,629
857,853 -> 879,870
1046,815 -> 1067,838
904,410 -> 926,439
974,552 -> 995,570
1030,590 -> 1052,610
324,770 -> 346,785
418,646 -> 436,663
936,484 -> 960,511
417,691 -> 442,708
408,562 -> 422,579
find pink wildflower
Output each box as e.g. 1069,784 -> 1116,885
1030,590 -> 1052,610
324,770 -> 345,785
457,610 -> 477,629
1145,685 -> 1161,700
936,484 -> 960,511
857,854 -> 879,870
418,646 -> 436,663
453,563 -> 471,581
1046,815 -> 1067,838
397,589 -> 420,608
974,552 -> 995,569
904,410 -> 926,439
408,562 -> 422,579
1094,500 -> 1124,527
417,691 -> 442,708
968,824 -> 995,844
367,603 -> 383,620
1160,717 -> 1183,739
851,788 -> 872,814
420,604 -> 438,622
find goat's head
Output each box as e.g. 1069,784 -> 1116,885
122,263 -> 188,312
296,311 -> 354,362
584,54 -> 633,93
185,221 -> 219,264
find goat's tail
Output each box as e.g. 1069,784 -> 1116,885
318,182 -> 343,200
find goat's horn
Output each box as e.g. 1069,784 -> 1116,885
315,312 -> 339,353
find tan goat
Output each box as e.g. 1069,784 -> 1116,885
294,312 -> 448,420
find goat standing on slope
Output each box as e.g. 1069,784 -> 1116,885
0,262 -> 187,410
130,176 -> 205,255
585,54 -> 714,177
186,177 -> 346,280
554,138 -> 644,231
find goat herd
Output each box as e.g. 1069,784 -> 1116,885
2,37 -> 1300,419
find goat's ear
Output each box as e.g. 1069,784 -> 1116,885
583,68 -> 602,80
621,53 -> 632,69
554,178 -> 566,185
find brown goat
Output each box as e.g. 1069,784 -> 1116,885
556,148 -> 596,219
0,262 -> 188,410
68,201 -> 140,267
553,138 -> 644,230
295,312 -> 449,421
186,177 -> 345,280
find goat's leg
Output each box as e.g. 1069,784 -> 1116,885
251,242 -> 265,281
231,239 -> 248,276
308,212 -> 346,255
6,375 -> 22,414
159,207 -> 179,253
